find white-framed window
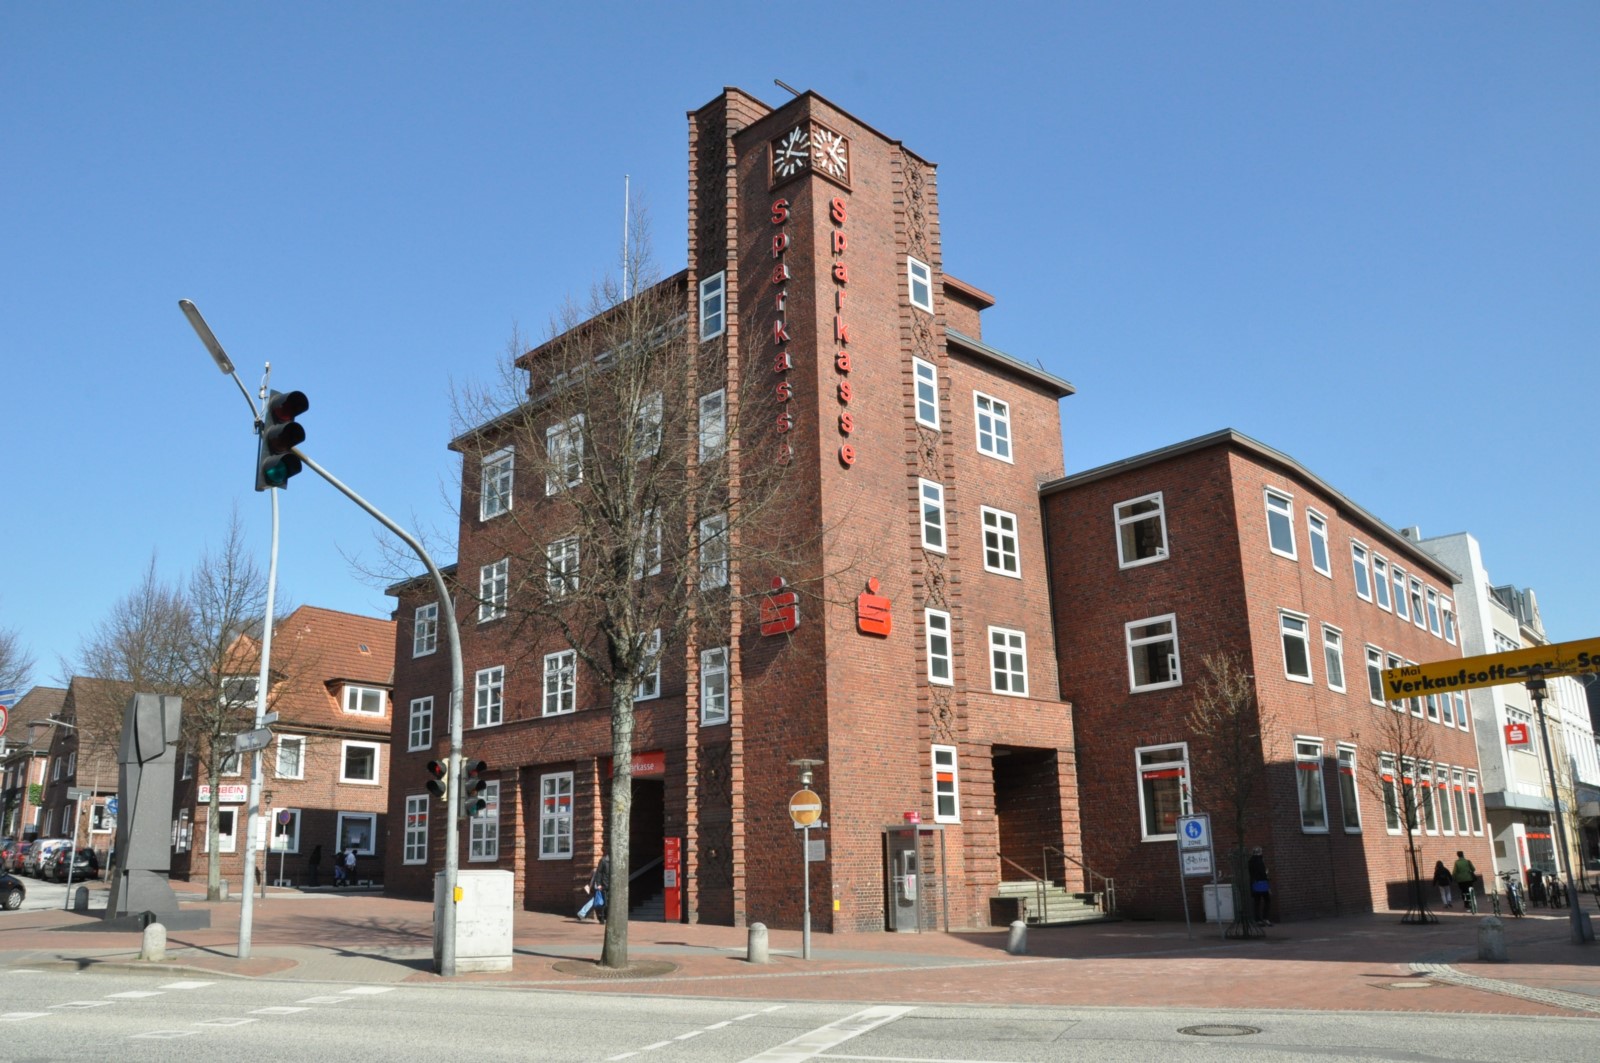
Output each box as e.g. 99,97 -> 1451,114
699,270 -> 726,340
1265,490 -> 1296,558
1408,578 -> 1426,629
539,772 -> 574,859
543,650 -> 576,716
407,697 -> 434,752
1280,611 -> 1312,683
973,392 -> 1012,461
475,666 -> 504,728
275,735 -> 305,780
342,685 -> 385,716
1126,614 -> 1181,691
699,513 -> 729,589
1379,753 -> 1401,833
222,674 -> 258,708
469,780 -> 501,862
547,536 -> 580,599
1295,739 -> 1329,832
340,741 -> 380,785
1405,660 -> 1423,716
907,256 -> 933,312
1115,493 -> 1169,568
413,602 -> 438,657
545,415 -> 584,494
925,609 -> 953,685
1453,691 -> 1470,732
1392,565 -> 1410,621
919,479 -> 947,553
1365,646 -> 1385,705
337,811 -> 376,856
1351,542 -> 1372,601
403,795 -> 429,865
1337,744 -> 1362,833
699,388 -> 727,459
631,392 -> 663,460
1451,768 -> 1470,833
980,507 -> 1021,578
633,507 -> 662,579
1425,587 -> 1442,636
182,752 -> 195,780
206,808 -> 238,854
1425,691 -> 1441,723
1136,743 -> 1191,841
634,629 -> 662,701
1399,758 -> 1419,832
1465,772 -> 1483,833
700,647 -> 729,726
269,806 -> 301,854
480,446 -> 514,520
1419,760 -> 1438,833
1386,652 -> 1405,711
912,357 -> 939,428
1322,624 -> 1345,692
221,751 -> 242,776
479,558 -> 509,623
988,626 -> 1028,696
1371,555 -> 1392,611
1436,764 -> 1455,834
1306,510 -> 1332,576
91,802 -> 114,833
1441,598 -> 1457,644
932,745 -> 960,823
67,751 -> 76,777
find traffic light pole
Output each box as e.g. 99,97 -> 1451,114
238,482 -> 280,959
290,449 -> 466,974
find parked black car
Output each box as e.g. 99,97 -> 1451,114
0,872 -> 25,910
47,846 -> 99,884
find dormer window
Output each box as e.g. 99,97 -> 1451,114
343,685 -> 386,716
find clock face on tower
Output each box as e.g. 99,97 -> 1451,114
769,120 -> 851,190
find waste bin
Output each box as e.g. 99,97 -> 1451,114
1202,883 -> 1235,923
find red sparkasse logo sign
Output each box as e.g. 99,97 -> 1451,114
1505,722 -> 1530,746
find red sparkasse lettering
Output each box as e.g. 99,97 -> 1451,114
835,350 -> 851,373
774,320 -> 790,344
772,233 -> 790,258
832,262 -> 848,284
839,443 -> 856,466
776,411 -> 792,433
839,411 -> 854,434
834,317 -> 848,344
771,263 -> 791,285
773,350 -> 793,373
776,380 -> 791,402
835,289 -> 846,312
771,198 -> 790,225
774,290 -> 786,313
830,197 -> 847,225
837,380 -> 852,403
831,230 -> 847,254
777,442 -> 793,466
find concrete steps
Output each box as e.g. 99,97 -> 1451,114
994,880 -> 1112,926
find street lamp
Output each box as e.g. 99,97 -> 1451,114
1525,671 -> 1595,944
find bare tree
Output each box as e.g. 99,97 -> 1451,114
0,611 -> 35,693
1358,703 -> 1438,924
1186,652 -> 1275,937
452,235 -> 797,968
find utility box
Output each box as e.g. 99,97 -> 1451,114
1202,883 -> 1235,923
435,870 -> 514,973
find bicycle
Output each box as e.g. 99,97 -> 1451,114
1488,888 -> 1500,917
1498,871 -> 1526,917
1464,883 -> 1479,915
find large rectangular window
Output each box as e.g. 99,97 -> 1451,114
988,626 -> 1028,696
469,780 -> 501,862
1322,624 -> 1345,692
1425,588 -> 1442,636
1408,579 -> 1426,629
1295,740 -> 1328,832
634,629 -> 661,702
973,393 -> 1013,461
403,795 -> 428,865
1465,772 -> 1483,833
413,602 -> 438,657
1365,646 -> 1385,704
698,389 -> 727,459
1380,754 -> 1401,833
700,647 -> 728,725
539,773 -> 573,859
543,651 -> 576,716
475,666 -> 504,728
1115,493 -> 1169,568
907,256 -> 933,312
545,415 -> 584,494
1351,542 -> 1372,600
1419,761 -> 1437,833
338,812 -> 376,856
1281,611 -> 1312,682
1137,744 -> 1190,840
980,507 -> 1020,577
275,735 -> 305,780
1386,653 -> 1405,711
925,609 -> 952,685
1451,768 -> 1469,832
919,479 -> 946,553
1265,490 -> 1296,558
1371,555 -> 1392,610
1337,744 -> 1362,833
1306,510 -> 1331,576
1436,764 -> 1454,834
932,745 -> 959,823
1441,598 -> 1457,644
546,536 -> 580,600
633,508 -> 662,578
699,514 -> 729,589
912,357 -> 939,428
480,447 -> 513,519
1453,691 -> 1470,731
408,697 -> 434,752
1392,565 -> 1410,621
479,558 -> 509,623
1126,614 -> 1181,691
631,392 -> 663,460
699,271 -> 725,340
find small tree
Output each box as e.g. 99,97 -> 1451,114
1186,652 -> 1274,937
1358,702 -> 1438,924
0,610 -> 34,693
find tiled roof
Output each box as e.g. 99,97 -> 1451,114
267,606 -> 397,736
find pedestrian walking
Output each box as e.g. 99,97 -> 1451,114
579,852 -> 612,924
1452,850 -> 1477,909
1528,868 -> 1547,907
1432,859 -> 1454,908
1247,846 -> 1272,925
344,847 -> 358,886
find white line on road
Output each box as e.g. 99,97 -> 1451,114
737,1005 -> 916,1063
0,1013 -> 50,1022
250,1006 -> 309,1015
340,985 -> 396,995
106,991 -> 163,999
159,981 -> 215,989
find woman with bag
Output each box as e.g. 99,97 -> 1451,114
1248,846 -> 1272,926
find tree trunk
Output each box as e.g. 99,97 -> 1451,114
600,678 -> 635,969
205,769 -> 223,902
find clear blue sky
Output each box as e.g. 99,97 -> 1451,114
3,3 -> 1595,686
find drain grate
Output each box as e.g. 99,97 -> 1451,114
1178,1024 -> 1260,1037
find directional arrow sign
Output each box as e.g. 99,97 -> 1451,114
233,727 -> 274,753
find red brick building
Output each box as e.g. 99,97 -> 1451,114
1042,430 -> 1493,920
385,87 -> 1081,931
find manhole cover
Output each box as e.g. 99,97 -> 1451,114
1178,1024 -> 1260,1037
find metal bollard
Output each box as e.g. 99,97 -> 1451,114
1007,919 -> 1028,955
1477,915 -> 1507,962
747,922 -> 770,964
141,922 -> 167,963
219,880 -> 229,901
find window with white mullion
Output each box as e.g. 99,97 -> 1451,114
973,393 -> 1012,461
1322,624 -> 1345,692
407,696 -> 434,752
980,506 -> 1020,578
1280,611 -> 1313,683
988,626 -> 1028,696
912,358 -> 939,428
925,609 -> 953,685
479,447 -> 514,520
919,480 -> 947,553
1371,555 -> 1392,610
1115,493 -> 1169,568
1306,510 -> 1331,576
1265,490 -> 1296,558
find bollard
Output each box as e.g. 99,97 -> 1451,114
72,886 -> 89,913
1006,919 -> 1028,956
141,922 -> 167,963
1477,915 -> 1507,962
747,922 -> 770,964
219,880 -> 229,901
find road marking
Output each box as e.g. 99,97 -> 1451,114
707,1021 -> 732,1029
130,1030 -> 200,1040
0,1013 -> 50,1021
195,1017 -> 259,1027
675,1030 -> 704,1040
340,985 -> 395,995
737,1005 -> 915,1063
640,1040 -> 673,1051
4,969 -> 43,975
160,980 -> 215,990
297,995 -> 353,1004
250,1006 -> 309,1015
106,991 -> 164,999
52,1001 -> 113,1009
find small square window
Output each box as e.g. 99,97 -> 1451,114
907,256 -> 933,312
340,741 -> 380,785
973,393 -> 1012,461
699,271 -> 726,340
1115,493 -> 1168,568
1265,490 -> 1296,558
980,507 -> 1020,577
343,686 -> 386,716
919,480 -> 946,553
912,358 -> 939,429
1127,614 -> 1181,691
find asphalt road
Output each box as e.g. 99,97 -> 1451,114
5,874 -> 94,914
0,966 -> 1596,1062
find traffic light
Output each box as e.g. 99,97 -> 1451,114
425,759 -> 449,804
460,759 -> 489,816
256,389 -> 309,491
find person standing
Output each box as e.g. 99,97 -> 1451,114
1247,847 -> 1271,925
1432,860 -> 1454,908
344,847 -> 358,887
1452,850 -> 1477,908
589,852 -> 612,924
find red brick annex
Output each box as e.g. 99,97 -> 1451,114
381,87 -> 1493,931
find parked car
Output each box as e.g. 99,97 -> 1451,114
0,841 -> 22,872
24,839 -> 70,878
46,846 -> 99,883
0,872 -> 24,910
4,841 -> 32,874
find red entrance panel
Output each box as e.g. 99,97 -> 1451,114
663,836 -> 682,923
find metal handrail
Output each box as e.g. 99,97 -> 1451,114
998,854 -> 1046,925
1044,845 -> 1116,916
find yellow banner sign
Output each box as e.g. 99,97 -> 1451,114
1383,637 -> 1600,698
